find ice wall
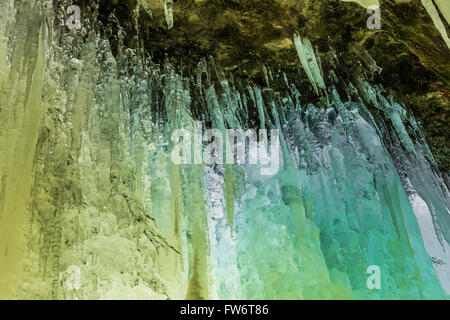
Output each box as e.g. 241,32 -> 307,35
205,75 -> 449,299
0,0 -> 449,300
0,0 -> 184,299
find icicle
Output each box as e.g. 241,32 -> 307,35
388,97 -> 417,155
314,46 -> 325,81
212,60 -> 231,93
163,0 -> 174,30
263,65 -> 270,88
329,69 -> 338,84
350,43 -> 382,75
293,33 -> 326,95
331,86 -> 352,132
253,86 -> 266,129
421,0 -> 450,50
197,58 -> 209,90
283,72 -> 289,88
434,0 -> 450,25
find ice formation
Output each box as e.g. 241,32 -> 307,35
294,33 -> 326,96
0,0 -> 449,300
421,0 -> 450,50
164,0 -> 174,30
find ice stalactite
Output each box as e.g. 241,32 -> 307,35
350,43 -> 382,75
421,0 -> 450,50
163,0 -> 174,30
0,0 -> 449,300
434,0 -> 450,26
201,38 -> 449,298
293,33 -> 326,96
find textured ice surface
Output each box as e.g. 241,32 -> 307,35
0,0 -> 449,300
